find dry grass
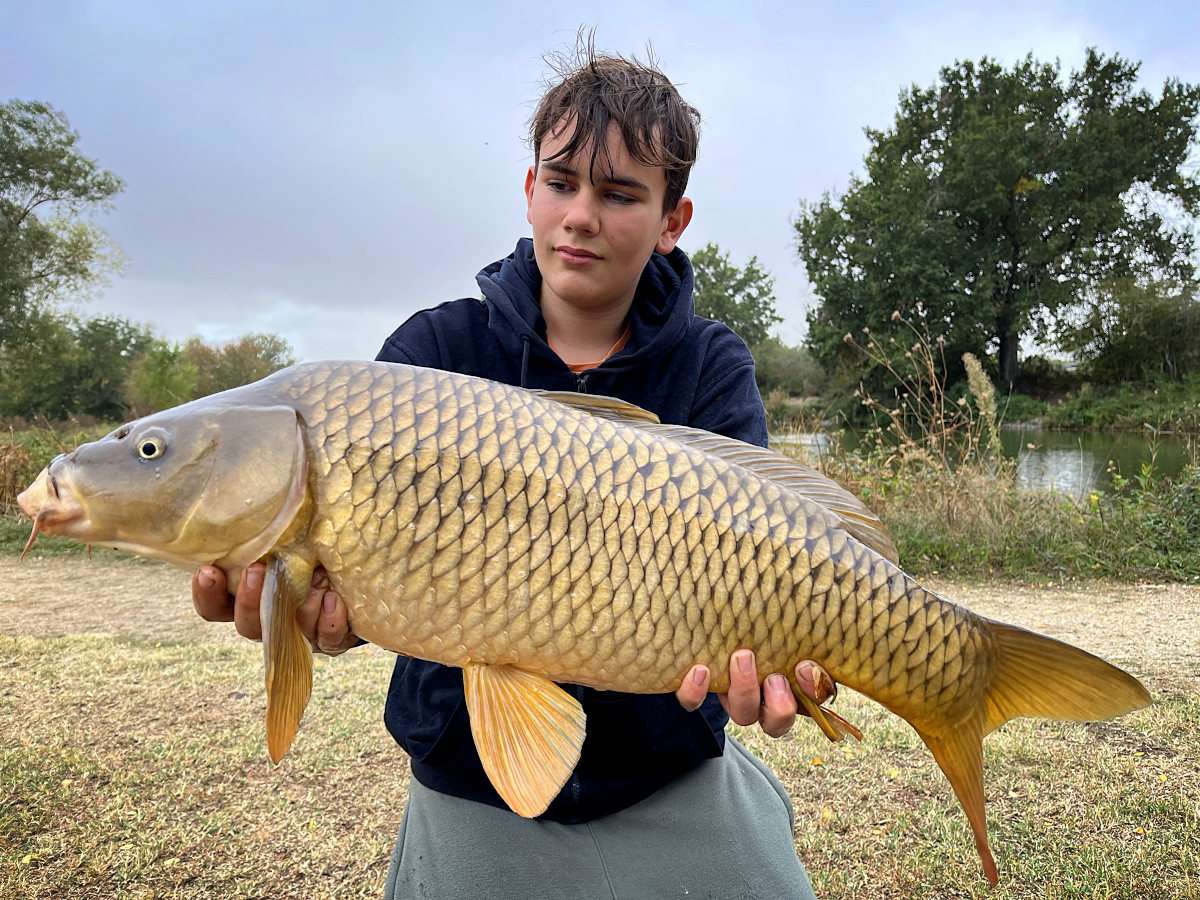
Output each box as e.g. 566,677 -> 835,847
1,557 -> 1197,899
1,558 -> 406,899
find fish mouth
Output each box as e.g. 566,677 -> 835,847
17,466 -> 87,535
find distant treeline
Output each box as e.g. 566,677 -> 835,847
0,311 -> 294,421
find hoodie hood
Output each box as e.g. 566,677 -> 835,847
476,238 -> 696,384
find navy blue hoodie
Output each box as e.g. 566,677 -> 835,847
375,238 -> 769,822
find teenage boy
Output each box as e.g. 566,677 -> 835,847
193,50 -> 835,899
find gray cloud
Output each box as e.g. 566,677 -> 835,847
2,1 -> 1196,359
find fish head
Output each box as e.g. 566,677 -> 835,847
17,402 -> 308,571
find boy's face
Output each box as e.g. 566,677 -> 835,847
524,120 -> 692,313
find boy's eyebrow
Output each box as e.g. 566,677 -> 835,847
541,159 -> 650,192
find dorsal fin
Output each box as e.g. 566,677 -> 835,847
530,390 -> 662,424
529,390 -> 899,563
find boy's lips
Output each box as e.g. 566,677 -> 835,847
555,246 -> 601,264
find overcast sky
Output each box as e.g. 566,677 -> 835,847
3,2 -> 1197,361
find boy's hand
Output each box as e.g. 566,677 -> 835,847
675,652 -> 836,738
191,562 -> 360,656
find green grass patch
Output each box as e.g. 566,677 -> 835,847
996,392 -> 1049,424
882,465 -> 1200,583
0,513 -> 134,559
784,443 -> 1200,584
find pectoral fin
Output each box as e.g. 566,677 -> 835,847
462,665 -> 586,818
260,552 -> 315,764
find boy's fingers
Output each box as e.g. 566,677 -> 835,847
759,673 -> 798,738
316,591 -> 353,656
311,565 -> 331,592
723,650 -> 761,726
675,664 -> 710,712
296,581 -> 324,648
233,563 -> 265,641
297,583 -> 354,656
192,566 -> 234,622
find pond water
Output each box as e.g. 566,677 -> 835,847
769,428 -> 1197,502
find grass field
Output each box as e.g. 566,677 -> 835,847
1,556 -> 1197,899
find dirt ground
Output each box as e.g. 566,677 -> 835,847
0,556 -> 236,646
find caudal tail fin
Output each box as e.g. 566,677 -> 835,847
915,619 -> 1151,886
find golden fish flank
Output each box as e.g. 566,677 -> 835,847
16,360 -> 1150,886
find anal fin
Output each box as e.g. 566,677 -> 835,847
260,552 -> 315,764
462,665 -> 586,818
917,716 -> 998,886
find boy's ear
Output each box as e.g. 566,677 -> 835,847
524,165 -> 536,225
656,196 -> 693,254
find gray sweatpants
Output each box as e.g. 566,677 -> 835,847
383,736 -> 817,900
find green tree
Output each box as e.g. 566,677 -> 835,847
71,315 -> 156,417
753,337 -> 826,396
690,242 -> 782,348
124,341 -> 199,417
0,309 -> 80,418
797,50 -> 1200,388
184,332 -> 296,396
0,311 -> 154,419
0,101 -> 123,344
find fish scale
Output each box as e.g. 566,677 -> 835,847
17,359 -> 1151,884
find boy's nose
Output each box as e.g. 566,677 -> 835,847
562,194 -> 600,234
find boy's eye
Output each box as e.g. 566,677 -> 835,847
606,192 -> 635,205
545,179 -> 572,192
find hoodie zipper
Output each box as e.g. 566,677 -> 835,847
566,364 -> 592,807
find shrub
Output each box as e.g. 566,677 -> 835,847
1015,354 -> 1081,398
753,338 -> 826,397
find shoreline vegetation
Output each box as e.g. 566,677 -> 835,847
764,372 -> 1200,436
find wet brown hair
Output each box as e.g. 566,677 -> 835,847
529,39 -> 701,213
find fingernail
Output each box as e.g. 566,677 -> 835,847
197,568 -> 215,589
322,592 -> 336,615
692,665 -> 708,686
246,566 -> 263,590
736,650 -> 753,674
796,662 -> 815,693
767,673 -> 786,695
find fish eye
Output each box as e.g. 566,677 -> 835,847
137,438 -> 165,460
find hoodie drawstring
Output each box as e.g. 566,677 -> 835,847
519,335 -> 531,389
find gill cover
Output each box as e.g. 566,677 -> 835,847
198,404 -> 310,571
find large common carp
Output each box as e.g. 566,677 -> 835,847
17,361 -> 1149,884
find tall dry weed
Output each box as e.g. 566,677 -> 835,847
0,421 -> 117,512
0,438 -> 33,513
836,315 -> 1015,531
